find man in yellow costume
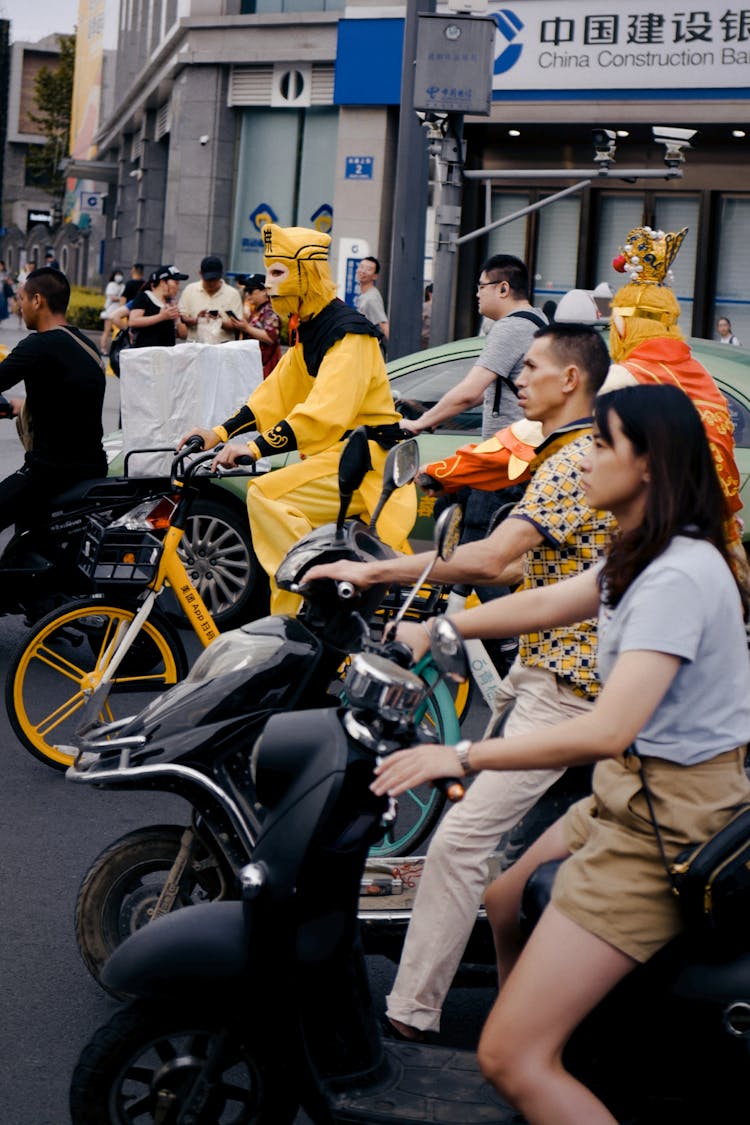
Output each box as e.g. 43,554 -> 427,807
181,224 -> 416,614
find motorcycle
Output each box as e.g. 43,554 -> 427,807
0,394 -> 259,629
68,429 -> 461,990
70,618 -> 750,1125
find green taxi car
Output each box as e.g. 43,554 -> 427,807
386,334 -> 750,543
109,334 -> 750,625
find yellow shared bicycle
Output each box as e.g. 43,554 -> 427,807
6,439 -> 258,769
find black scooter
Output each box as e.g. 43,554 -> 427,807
70,618 -> 750,1125
68,430 -> 460,990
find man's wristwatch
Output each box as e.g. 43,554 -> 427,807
453,739 -> 474,775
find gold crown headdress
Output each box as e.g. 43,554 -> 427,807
612,225 -> 688,286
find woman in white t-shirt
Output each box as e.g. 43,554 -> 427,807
99,269 -> 125,354
372,384 -> 750,1124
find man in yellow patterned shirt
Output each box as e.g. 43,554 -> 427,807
306,323 -> 614,1040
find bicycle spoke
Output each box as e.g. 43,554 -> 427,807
35,689 -> 88,738
27,642 -> 88,684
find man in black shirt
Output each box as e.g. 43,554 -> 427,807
0,267 -> 107,530
121,262 -> 144,302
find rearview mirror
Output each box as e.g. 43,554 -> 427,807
368,438 -> 420,534
430,616 -> 468,683
433,503 -> 462,560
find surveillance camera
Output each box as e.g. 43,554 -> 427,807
199,134 -> 210,146
592,128 -> 617,166
652,125 -> 697,166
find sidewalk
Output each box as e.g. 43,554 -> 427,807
0,317 -> 121,435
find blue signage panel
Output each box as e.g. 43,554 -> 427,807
335,19 -> 404,105
345,156 -> 374,180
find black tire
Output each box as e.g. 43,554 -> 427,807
69,999 -> 298,1124
174,499 -> 269,630
6,597 -> 188,771
75,826 -> 228,995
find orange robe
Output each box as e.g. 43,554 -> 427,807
622,338 -> 742,516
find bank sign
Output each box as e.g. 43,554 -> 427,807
488,2 -> 750,95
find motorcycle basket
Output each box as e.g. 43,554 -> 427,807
78,514 -> 161,589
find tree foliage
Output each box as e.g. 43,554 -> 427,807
25,33 -> 76,211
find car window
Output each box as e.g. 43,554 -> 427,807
390,355 -> 482,435
724,391 -> 750,449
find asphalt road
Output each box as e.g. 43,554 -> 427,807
0,319 -> 495,1123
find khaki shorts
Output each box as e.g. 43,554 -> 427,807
552,748 -> 750,962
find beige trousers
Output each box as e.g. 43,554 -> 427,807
386,659 -> 593,1033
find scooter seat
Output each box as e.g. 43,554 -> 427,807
519,859 -> 560,938
674,947 -> 750,1003
49,475 -> 171,510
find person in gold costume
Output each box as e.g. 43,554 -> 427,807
180,224 -> 416,614
603,226 -> 744,563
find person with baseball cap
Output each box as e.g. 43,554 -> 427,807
233,273 -> 282,377
178,255 -> 243,342
128,265 -> 187,348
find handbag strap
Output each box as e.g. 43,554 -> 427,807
57,325 -> 106,372
627,747 -> 679,896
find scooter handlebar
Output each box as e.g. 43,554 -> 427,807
337,580 -> 357,600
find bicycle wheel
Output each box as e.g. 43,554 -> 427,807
7,597 -> 187,771
369,677 -> 459,858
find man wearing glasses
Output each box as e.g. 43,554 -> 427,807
400,254 -> 546,442
400,255 -> 547,601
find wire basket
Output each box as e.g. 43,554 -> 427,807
79,514 -> 162,588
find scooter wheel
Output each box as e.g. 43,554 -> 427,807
70,999 -> 299,1124
75,825 -> 228,996
6,597 -> 187,770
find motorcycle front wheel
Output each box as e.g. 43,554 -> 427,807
69,999 -> 298,1124
6,597 -> 187,770
368,675 -> 458,858
75,825 -> 228,996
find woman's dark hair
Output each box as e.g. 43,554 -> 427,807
596,384 -> 742,609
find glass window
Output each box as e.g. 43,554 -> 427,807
593,194 -> 644,294
653,195 -> 700,335
713,196 -> 750,348
487,192 -> 528,261
229,108 -> 337,278
534,193 -> 581,308
390,353 -> 482,435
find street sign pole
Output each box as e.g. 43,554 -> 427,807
387,0 -> 434,361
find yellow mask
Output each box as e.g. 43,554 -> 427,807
262,224 -> 337,321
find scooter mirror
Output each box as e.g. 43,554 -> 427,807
430,615 -> 469,683
387,438 -> 420,490
433,503 -> 462,561
368,438 -> 420,535
336,427 -> 373,536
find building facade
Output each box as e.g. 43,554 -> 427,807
6,1 -> 750,346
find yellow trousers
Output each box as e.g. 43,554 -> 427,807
247,444 -> 416,615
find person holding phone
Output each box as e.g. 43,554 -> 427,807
232,274 -> 282,377
128,266 -> 189,348
178,256 -> 243,342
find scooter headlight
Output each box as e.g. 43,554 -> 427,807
343,652 -> 425,721
108,495 -> 177,531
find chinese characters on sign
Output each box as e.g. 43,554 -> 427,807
489,2 -> 750,93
